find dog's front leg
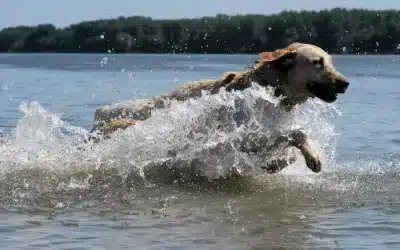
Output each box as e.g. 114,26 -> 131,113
260,130 -> 321,173
238,132 -> 297,174
236,129 -> 321,173
288,130 -> 321,173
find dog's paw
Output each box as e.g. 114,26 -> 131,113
300,138 -> 322,173
304,153 -> 321,173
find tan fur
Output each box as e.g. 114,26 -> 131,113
85,119 -> 137,143
106,119 -> 136,131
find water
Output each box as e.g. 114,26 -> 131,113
0,53 -> 399,249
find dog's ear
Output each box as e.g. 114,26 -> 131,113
259,48 -> 297,70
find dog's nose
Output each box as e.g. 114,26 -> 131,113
340,80 -> 350,89
334,79 -> 349,93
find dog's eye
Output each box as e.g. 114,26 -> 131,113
312,58 -> 324,68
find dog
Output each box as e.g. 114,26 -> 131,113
84,42 -> 349,174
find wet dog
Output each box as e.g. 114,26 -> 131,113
85,42 -> 350,174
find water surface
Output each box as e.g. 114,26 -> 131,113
0,53 -> 399,249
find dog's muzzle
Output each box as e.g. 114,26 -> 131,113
307,78 -> 349,103
334,79 -> 349,94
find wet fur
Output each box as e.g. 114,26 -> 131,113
86,42 -> 350,174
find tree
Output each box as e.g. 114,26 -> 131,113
0,8 -> 399,54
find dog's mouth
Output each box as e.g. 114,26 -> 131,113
306,81 -> 349,103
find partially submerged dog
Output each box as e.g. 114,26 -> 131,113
85,42 -> 349,174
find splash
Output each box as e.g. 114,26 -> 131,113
3,81 -> 395,209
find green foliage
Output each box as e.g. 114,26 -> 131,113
1,8 -> 399,54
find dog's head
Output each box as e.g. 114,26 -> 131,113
255,42 -> 349,105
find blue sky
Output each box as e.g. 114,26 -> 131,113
1,0 -> 399,28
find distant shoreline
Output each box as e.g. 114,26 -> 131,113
0,52 -> 398,56
1,8 -> 400,55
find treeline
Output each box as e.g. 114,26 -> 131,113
1,8 -> 400,54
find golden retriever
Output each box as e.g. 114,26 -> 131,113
85,42 -> 349,174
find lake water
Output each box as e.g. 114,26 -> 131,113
0,53 -> 399,249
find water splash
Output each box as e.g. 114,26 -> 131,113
0,82 -> 398,209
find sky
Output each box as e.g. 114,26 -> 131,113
1,0 -> 400,29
